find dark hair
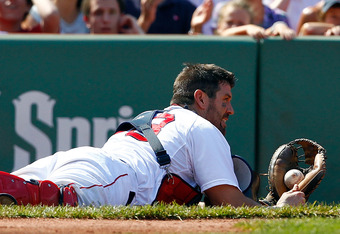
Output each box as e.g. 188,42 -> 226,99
82,0 -> 125,17
26,0 -> 32,6
170,63 -> 236,105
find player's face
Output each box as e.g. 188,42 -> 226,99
205,82 -> 234,135
0,0 -> 30,23
87,0 -> 121,34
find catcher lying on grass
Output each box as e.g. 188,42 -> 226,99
0,64 -> 325,208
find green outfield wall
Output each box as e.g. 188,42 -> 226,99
0,35 -> 338,204
257,37 -> 340,204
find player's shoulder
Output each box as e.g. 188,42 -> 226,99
164,105 -> 200,121
163,105 -> 215,130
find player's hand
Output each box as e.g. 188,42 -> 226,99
275,184 -> 306,207
119,14 -> 144,34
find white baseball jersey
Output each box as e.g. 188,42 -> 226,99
12,105 -> 239,206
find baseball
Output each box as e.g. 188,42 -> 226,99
284,169 -> 304,189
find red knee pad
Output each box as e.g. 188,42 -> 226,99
0,171 -> 60,206
62,186 -> 78,207
0,171 -> 78,206
0,171 -> 39,205
39,180 -> 60,206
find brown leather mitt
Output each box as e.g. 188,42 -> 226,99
260,138 -> 327,206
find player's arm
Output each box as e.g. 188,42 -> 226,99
32,0 -> 60,33
204,184 -> 306,207
204,184 -> 259,207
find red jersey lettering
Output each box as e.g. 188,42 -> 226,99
126,112 -> 175,141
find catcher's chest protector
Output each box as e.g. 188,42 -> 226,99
153,173 -> 202,206
118,110 -> 204,205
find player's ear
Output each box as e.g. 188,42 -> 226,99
194,89 -> 209,110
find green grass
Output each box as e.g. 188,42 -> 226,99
236,217 -> 340,233
0,203 -> 338,220
0,203 -> 338,233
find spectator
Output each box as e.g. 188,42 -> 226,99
191,0 -> 295,40
299,0 -> 340,35
56,0 -> 89,33
0,0 -> 59,33
214,0 -> 268,40
246,0 -> 289,29
22,0 -> 89,34
125,0 -> 197,34
191,0 -> 293,35
82,0 -> 144,34
295,1 -> 324,34
263,0 -> 320,32
189,0 -> 231,34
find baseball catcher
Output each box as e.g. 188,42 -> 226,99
260,138 -> 327,206
0,64 -> 307,207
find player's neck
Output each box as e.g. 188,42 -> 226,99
170,103 -> 197,114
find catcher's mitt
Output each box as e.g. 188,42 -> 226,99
261,138 -> 327,206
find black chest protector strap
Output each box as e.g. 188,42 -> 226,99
115,110 -> 171,169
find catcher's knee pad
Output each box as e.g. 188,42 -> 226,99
39,180 -> 61,206
60,185 -> 78,206
0,171 -> 63,206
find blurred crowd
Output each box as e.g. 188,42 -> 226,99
0,0 -> 339,38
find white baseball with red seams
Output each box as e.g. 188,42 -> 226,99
284,169 -> 304,189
